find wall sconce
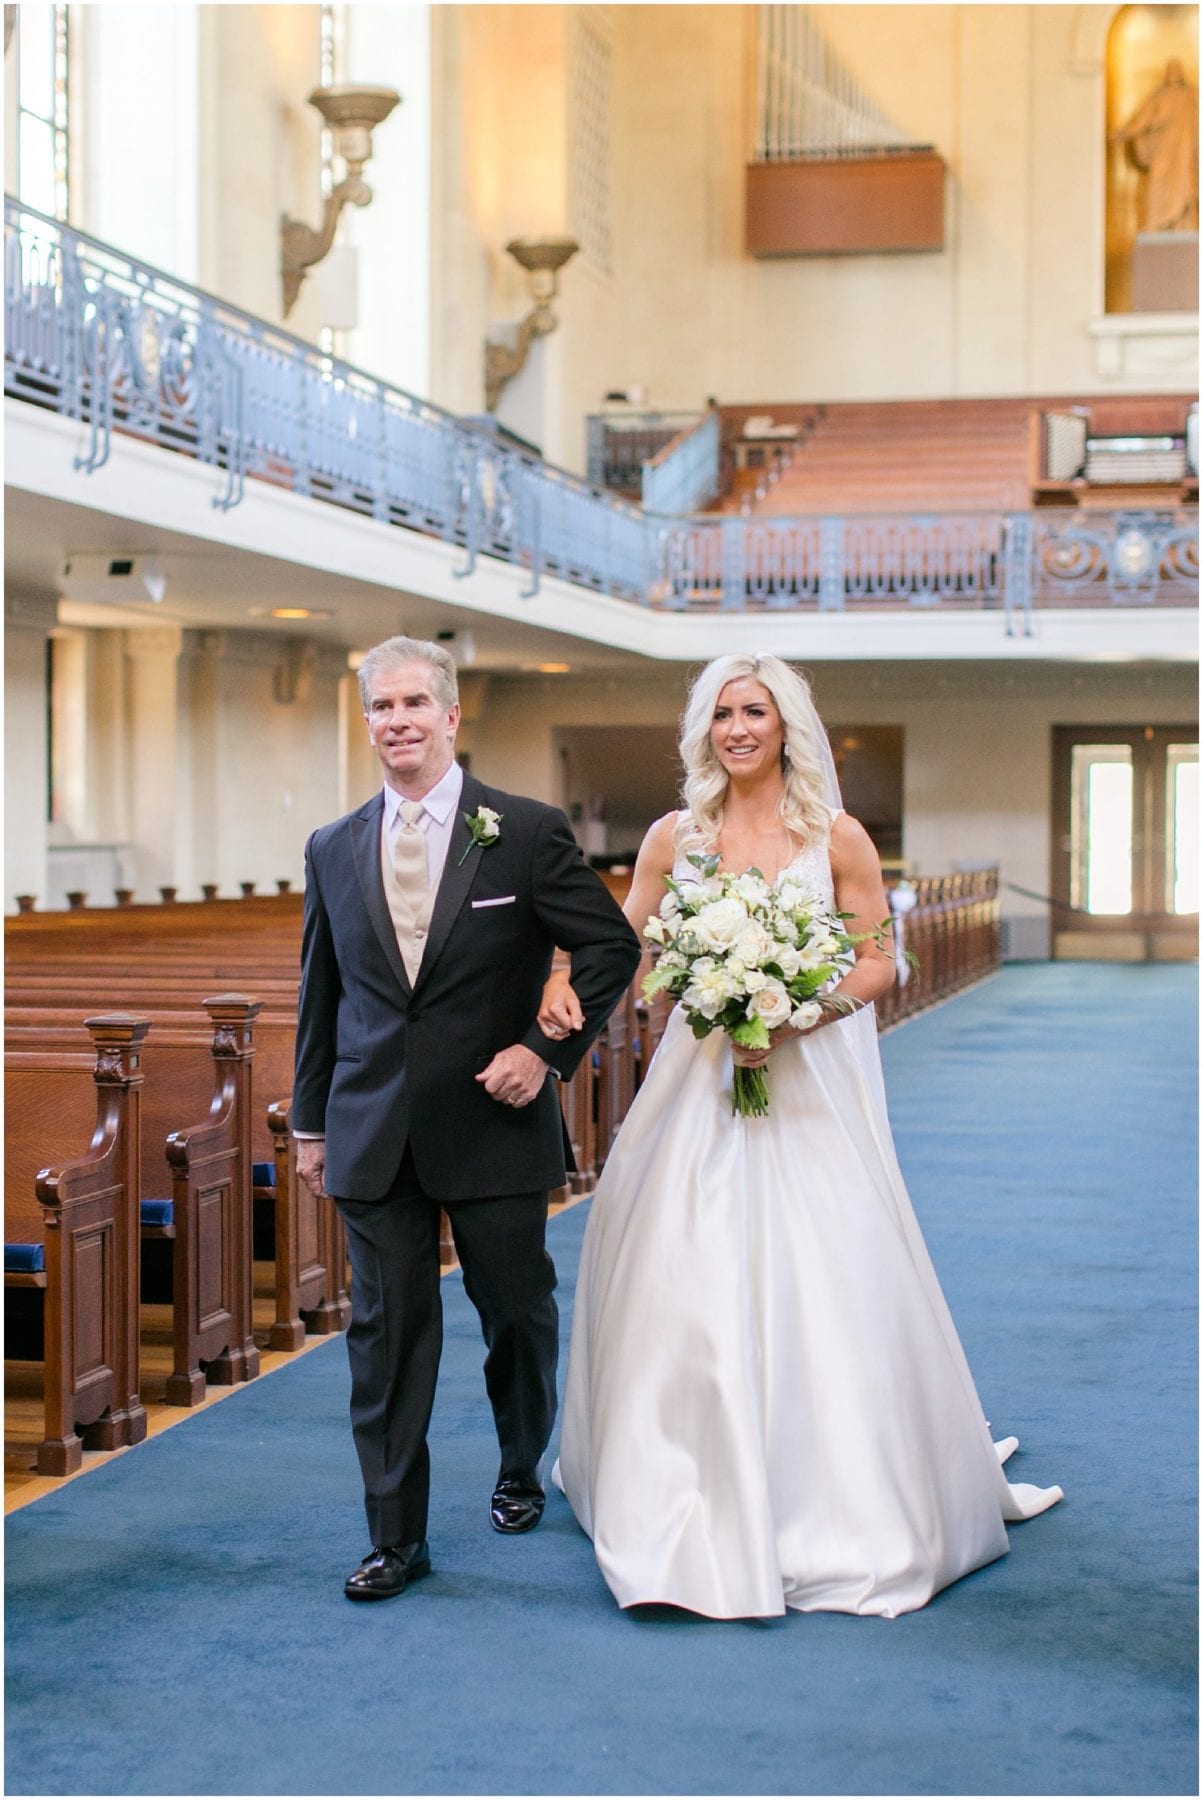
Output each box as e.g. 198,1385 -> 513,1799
280,84 -> 400,318
484,237 -> 579,412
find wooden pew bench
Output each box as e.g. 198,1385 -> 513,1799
6,997 -> 350,1363
5,1017 -> 149,1474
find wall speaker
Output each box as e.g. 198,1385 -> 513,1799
60,553 -> 166,605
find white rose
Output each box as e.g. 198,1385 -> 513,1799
731,922 -> 772,968
477,807 -> 501,840
743,969 -> 768,993
750,979 -> 792,1030
693,896 -> 749,952
790,1000 -> 823,1032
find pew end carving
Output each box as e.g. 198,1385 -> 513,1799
265,1098 -> 350,1350
6,1015 -> 151,1476
160,996 -> 262,1405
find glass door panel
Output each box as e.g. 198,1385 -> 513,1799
1070,744 -> 1134,915
1167,745 -> 1199,916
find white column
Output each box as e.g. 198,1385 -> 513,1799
339,671 -> 379,815
4,593 -> 57,911
343,3 -> 432,396
122,625 -> 185,900
78,3 -> 199,278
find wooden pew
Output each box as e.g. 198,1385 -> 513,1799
7,996 -> 351,1358
5,1016 -> 149,1474
153,996 -> 261,1403
264,1098 -> 350,1349
594,985 -> 638,1171
8,1001 -> 262,1405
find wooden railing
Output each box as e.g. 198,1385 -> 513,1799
560,866 -> 1001,1188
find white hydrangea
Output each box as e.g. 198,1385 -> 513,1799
682,957 -> 742,1020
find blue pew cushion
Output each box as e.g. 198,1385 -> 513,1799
252,1162 -> 275,1188
140,1197 -> 174,1228
5,1243 -> 45,1274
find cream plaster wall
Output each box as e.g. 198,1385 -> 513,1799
414,0 -> 1183,449
53,1 -> 1185,449
197,5 -> 323,328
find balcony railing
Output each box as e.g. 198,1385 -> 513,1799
3,199 -> 647,602
5,200 -> 1197,625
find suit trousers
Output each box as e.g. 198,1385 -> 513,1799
336,1146 -> 559,1548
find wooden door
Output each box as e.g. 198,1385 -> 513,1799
1051,726 -> 1198,961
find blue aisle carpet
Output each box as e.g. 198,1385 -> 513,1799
5,965 -> 1196,1796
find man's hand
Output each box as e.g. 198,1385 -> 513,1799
296,1138 -> 329,1198
475,1043 -> 550,1109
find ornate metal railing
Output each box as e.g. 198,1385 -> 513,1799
3,198 -> 646,600
645,508 -> 1197,628
5,200 -> 1197,623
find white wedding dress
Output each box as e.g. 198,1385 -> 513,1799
554,821 -> 1062,1619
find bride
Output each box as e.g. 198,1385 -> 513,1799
540,653 -> 1061,1620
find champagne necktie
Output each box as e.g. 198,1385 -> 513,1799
393,800 -> 427,898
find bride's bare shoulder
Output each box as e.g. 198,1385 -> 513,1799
638,811 -> 681,868
829,810 -> 878,869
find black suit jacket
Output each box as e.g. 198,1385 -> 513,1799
293,772 -> 642,1202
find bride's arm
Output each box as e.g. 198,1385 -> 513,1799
822,812 -> 897,1012
536,813 -> 678,1033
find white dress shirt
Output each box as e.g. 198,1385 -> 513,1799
294,761 -> 465,1142
381,758 -> 464,887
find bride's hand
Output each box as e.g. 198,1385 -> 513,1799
731,1021 -> 808,1068
538,967 -> 584,1038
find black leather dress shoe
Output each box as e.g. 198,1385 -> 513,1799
344,1540 -> 431,1601
490,1472 -> 546,1534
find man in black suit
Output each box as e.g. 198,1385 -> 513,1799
293,635 -> 640,1601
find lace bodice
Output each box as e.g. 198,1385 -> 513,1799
670,807 -> 839,911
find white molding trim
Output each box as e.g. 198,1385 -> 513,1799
1087,311 -> 1200,383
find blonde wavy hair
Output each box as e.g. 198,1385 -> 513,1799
674,654 -> 833,855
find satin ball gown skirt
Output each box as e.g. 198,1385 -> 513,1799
554,1007 -> 1062,1620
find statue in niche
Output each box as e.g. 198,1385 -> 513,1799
1110,59 -> 1199,233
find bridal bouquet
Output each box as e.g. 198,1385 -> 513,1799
641,854 -> 860,1119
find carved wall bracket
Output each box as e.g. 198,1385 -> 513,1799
279,85 -> 400,318
484,237 -> 578,412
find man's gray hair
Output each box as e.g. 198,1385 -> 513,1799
357,635 -> 459,712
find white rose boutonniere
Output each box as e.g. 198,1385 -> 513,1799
458,805 -> 502,866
